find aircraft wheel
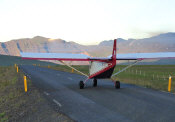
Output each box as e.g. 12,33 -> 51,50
79,81 -> 84,89
93,79 -> 97,87
115,81 -> 120,89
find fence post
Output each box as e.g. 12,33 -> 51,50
163,75 -> 165,80
153,74 -> 154,80
157,75 -> 159,80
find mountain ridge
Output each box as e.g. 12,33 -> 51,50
0,32 -> 175,57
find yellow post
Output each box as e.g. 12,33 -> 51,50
14,64 -> 16,68
72,68 -> 74,73
17,66 -> 18,73
48,65 -> 50,68
168,76 -> 172,92
24,76 -> 27,92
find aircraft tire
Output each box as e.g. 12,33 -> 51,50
115,81 -> 120,89
93,79 -> 97,87
79,81 -> 84,89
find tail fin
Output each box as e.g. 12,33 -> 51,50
112,39 -> 117,60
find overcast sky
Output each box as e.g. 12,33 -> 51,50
0,0 -> 175,44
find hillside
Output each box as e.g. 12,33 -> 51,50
0,54 -> 55,66
99,33 -> 175,53
0,36 -> 86,56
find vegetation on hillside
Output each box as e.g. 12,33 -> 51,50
0,54 -> 56,66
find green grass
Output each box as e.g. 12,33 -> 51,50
49,65 -> 175,92
0,65 -> 72,121
114,65 -> 175,92
0,67 -> 15,122
0,66 -> 30,121
0,112 -> 8,122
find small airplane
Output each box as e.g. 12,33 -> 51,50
20,39 -> 175,89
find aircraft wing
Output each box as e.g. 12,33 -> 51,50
20,52 -> 114,61
116,52 -> 175,60
20,52 -> 91,61
21,52 -> 175,61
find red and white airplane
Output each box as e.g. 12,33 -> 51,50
21,39 -> 175,89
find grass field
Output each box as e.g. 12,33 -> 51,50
0,66 -> 43,121
0,66 -> 73,121
114,65 -> 175,92
0,66 -> 33,121
49,65 -> 175,93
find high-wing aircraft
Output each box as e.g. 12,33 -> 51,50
20,39 -> 175,89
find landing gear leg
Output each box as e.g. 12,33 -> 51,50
93,79 -> 97,87
115,81 -> 120,89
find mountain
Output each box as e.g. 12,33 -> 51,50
99,38 -> 126,46
99,32 -> 175,54
0,36 -> 87,56
0,36 -> 112,57
0,32 -> 175,62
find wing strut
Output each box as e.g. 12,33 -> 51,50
59,61 -> 89,77
112,60 -> 139,77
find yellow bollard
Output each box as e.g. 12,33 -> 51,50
17,66 -> 18,73
14,64 -> 16,68
72,68 -> 74,73
24,76 -> 27,92
168,76 -> 172,92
